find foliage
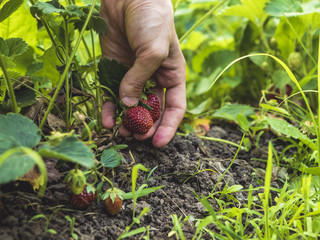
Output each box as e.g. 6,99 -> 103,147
1,0 -> 320,238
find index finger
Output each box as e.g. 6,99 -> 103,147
152,82 -> 186,148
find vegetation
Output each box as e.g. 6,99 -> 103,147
1,0 -> 320,238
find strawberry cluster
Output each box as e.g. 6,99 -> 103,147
122,93 -> 160,134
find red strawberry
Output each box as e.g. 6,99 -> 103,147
142,93 -> 160,122
103,188 -> 125,215
71,185 -> 96,209
122,106 -> 153,134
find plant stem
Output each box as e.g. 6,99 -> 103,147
90,29 -> 102,133
0,58 -> 18,113
64,17 -> 70,131
81,36 -> 92,59
40,0 -> 97,129
258,21 -> 270,52
179,0 -> 227,43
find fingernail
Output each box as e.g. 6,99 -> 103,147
122,97 -> 139,107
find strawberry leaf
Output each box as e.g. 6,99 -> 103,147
0,113 -> 41,154
0,0 -> 24,23
38,136 -> 95,168
97,58 -> 129,100
0,37 -> 28,58
30,0 -> 83,18
74,5 -> 108,34
100,148 -> 122,168
0,151 -> 36,184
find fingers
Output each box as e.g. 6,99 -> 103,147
101,101 -> 116,129
152,82 -> 186,148
119,41 -> 170,107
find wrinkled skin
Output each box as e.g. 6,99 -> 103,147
100,0 -> 186,148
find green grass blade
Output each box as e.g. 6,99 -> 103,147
264,141 -> 273,239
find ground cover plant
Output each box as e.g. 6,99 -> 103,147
1,0 -> 320,239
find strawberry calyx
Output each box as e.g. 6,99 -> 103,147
102,187 -> 125,203
64,169 -> 86,195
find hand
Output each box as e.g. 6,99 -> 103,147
99,0 -> 186,148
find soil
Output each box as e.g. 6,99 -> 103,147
0,123 -> 286,240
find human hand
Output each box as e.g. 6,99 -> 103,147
99,0 -> 186,148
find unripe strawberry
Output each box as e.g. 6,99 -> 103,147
71,185 -> 96,209
64,169 -> 86,195
122,106 -> 153,134
288,52 -> 302,70
142,93 -> 160,122
103,188 -> 125,215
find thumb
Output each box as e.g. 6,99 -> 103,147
119,46 -> 168,107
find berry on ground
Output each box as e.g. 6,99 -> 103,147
71,185 -> 96,209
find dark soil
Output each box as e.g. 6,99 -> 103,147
0,124 -> 285,239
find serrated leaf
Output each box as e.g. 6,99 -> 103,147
97,58 -> 129,99
38,136 -> 95,168
30,0 -> 83,18
0,113 -> 41,154
5,38 -> 28,57
100,148 -> 122,168
0,0 -> 24,23
264,0 -> 303,17
0,3 -> 37,49
0,151 -> 36,184
266,117 -> 309,140
0,37 -> 9,56
74,7 -> 108,34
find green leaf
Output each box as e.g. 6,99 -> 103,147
38,136 -> 95,168
100,148 -> 122,168
30,0 -> 83,18
0,113 -> 41,154
6,38 -> 28,57
187,98 -> 212,115
74,7 -> 108,34
260,103 -> 289,115
299,167 -> 320,176
15,88 -> 36,108
264,0 -> 303,17
0,0 -> 24,23
123,185 -> 164,200
0,78 -> 6,103
213,104 -> 255,123
97,58 -> 129,99
0,37 -> 28,58
0,3 -> 38,49
221,0 -> 269,25
266,117 -> 309,140
0,150 -> 35,184
34,46 -> 60,86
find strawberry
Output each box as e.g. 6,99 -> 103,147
142,93 -> 160,122
64,169 -> 86,195
103,188 -> 125,215
71,185 -> 96,209
122,106 -> 153,134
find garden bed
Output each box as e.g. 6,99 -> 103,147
0,123 -> 284,239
